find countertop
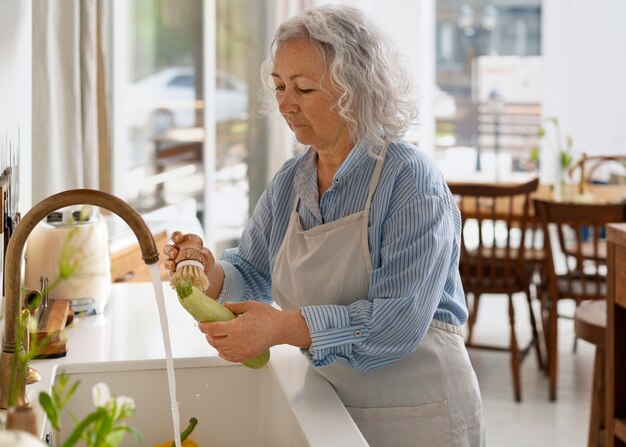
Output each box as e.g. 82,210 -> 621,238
26,282 -> 367,446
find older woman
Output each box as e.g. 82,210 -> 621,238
165,5 -> 484,446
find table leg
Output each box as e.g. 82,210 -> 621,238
588,348 -> 605,447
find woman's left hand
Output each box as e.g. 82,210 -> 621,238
198,301 -> 282,363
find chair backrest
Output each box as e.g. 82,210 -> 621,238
568,154 -> 626,185
449,178 -> 540,294
533,199 -> 626,302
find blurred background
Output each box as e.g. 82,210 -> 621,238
3,0 -> 625,255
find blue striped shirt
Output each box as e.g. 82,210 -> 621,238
218,139 -> 468,370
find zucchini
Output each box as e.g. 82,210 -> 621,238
175,279 -> 270,369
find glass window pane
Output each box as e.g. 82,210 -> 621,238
122,0 -> 203,214
109,0 -> 271,254
435,0 -> 543,180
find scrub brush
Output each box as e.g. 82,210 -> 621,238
169,233 -> 210,292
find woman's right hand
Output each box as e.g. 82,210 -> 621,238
163,231 -> 224,297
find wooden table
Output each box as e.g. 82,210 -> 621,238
541,183 -> 626,205
446,180 -> 626,220
606,223 -> 626,447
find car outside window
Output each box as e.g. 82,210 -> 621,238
167,75 -> 195,88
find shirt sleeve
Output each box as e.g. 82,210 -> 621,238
300,193 -> 458,370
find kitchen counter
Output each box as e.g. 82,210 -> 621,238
27,282 -> 367,446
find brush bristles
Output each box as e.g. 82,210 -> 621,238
170,265 -> 209,292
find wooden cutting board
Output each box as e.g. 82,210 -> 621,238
31,300 -> 74,358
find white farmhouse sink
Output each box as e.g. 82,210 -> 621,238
48,356 -> 367,446
31,283 -> 367,446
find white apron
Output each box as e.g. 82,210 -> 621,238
272,144 -> 485,447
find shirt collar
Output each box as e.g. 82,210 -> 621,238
294,149 -> 321,220
334,139 -> 372,181
294,140 -> 374,221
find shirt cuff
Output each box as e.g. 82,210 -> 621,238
300,305 -> 371,367
215,260 -> 246,304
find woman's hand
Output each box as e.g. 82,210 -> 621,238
198,302 -> 312,362
163,230 -> 224,297
163,230 -> 214,277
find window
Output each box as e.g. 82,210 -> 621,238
435,0 -> 542,179
167,75 -> 195,88
108,0 -> 277,253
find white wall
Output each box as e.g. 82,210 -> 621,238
0,0 -> 32,211
541,0 -> 626,182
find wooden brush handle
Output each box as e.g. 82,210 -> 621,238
174,234 -> 206,265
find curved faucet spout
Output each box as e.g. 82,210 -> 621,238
1,189 -> 160,408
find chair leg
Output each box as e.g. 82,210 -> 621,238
538,287 -> 552,376
525,287 -> 544,371
466,293 -> 481,346
508,294 -> 522,402
572,299 -> 581,353
547,298 -> 559,401
536,284 -> 558,400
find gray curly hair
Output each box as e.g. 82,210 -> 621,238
260,4 -> 418,149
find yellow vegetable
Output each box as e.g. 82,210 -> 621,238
154,417 -> 199,447
153,440 -> 197,447
175,279 -> 270,369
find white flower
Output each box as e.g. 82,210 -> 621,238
92,382 -> 111,408
109,395 -> 136,419
92,382 -> 136,419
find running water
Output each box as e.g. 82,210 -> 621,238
149,263 -> 182,447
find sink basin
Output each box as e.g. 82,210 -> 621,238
48,356 -> 367,446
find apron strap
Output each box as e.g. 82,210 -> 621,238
363,140 -> 389,212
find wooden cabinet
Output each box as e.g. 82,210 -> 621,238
110,230 -> 170,283
607,223 -> 626,447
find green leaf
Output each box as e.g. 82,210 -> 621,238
40,376 -> 140,447
537,127 -> 545,137
93,406 -> 115,446
127,426 -> 143,441
78,206 -> 91,222
62,409 -> 108,447
560,151 -> 573,169
108,425 -> 143,443
58,229 -> 81,280
53,373 -> 69,402
104,427 -> 128,447
529,147 -> 539,162
39,392 -> 60,431
61,380 -> 82,408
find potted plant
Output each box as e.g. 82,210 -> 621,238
529,116 -> 575,198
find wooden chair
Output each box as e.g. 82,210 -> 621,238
568,154 -> 626,193
449,178 -> 543,402
574,300 -> 607,447
533,199 -> 626,401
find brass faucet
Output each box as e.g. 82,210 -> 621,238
0,189 -> 160,408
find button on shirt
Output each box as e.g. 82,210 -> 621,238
218,139 -> 468,370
